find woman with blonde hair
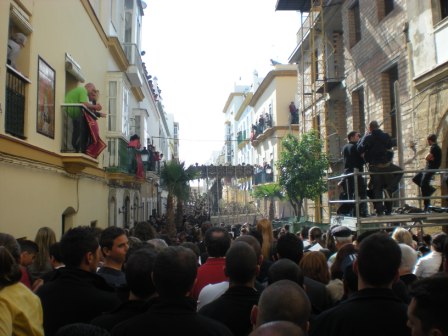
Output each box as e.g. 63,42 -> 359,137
391,227 -> 416,248
28,227 -> 57,282
256,218 -> 274,260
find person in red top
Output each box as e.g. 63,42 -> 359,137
128,134 -> 144,179
191,227 -> 231,300
17,239 -> 38,289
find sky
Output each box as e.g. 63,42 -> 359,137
141,0 -> 300,167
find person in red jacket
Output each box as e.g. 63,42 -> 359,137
191,227 -> 231,300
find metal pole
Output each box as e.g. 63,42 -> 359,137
394,80 -> 405,207
217,169 -> 220,225
354,168 -> 360,227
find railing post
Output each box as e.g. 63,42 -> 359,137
354,168 -> 360,227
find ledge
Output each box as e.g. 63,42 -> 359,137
107,37 -> 129,72
61,154 -> 99,174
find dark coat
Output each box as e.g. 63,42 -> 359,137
199,285 -> 260,336
342,141 -> 365,171
91,299 -> 152,331
310,288 -> 411,336
357,129 -> 393,165
36,267 -> 121,336
111,296 -> 233,336
304,276 -> 333,316
426,143 -> 442,169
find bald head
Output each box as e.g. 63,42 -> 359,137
250,321 -> 304,336
268,259 -> 304,287
252,280 -> 311,330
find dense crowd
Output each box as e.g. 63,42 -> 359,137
1,219 -> 448,336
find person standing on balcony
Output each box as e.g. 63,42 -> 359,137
341,131 -> 368,217
289,102 -> 299,124
7,32 -> 27,69
357,120 -> 403,216
128,134 -> 145,179
65,83 -> 103,153
412,134 -> 442,211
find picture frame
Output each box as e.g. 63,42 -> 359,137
37,56 -> 55,138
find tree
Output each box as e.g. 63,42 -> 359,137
252,183 -> 284,220
160,160 -> 198,237
277,130 -> 329,218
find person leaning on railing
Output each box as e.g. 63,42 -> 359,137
65,83 -> 104,153
412,134 -> 442,211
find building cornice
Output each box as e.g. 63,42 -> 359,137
249,68 -> 297,107
80,0 -> 109,47
222,92 -> 245,113
235,93 -> 253,121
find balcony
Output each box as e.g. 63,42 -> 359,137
253,165 -> 274,185
60,104 -> 104,173
105,137 -> 160,184
5,65 -> 30,139
122,43 -> 144,87
251,114 -> 275,147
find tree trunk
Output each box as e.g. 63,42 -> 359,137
175,198 -> 184,231
166,193 -> 176,238
297,199 -> 303,219
290,199 -> 298,217
269,198 -> 275,221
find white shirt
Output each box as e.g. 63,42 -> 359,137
197,281 -> 229,311
413,251 -> 442,278
7,39 -> 21,69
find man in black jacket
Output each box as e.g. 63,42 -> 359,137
412,134 -> 442,211
341,131 -> 368,216
111,246 -> 232,336
310,233 -> 410,336
357,120 -> 403,216
275,233 -> 332,315
36,226 -> 121,336
199,242 -> 260,336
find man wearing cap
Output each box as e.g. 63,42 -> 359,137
7,32 -> 27,69
327,226 -> 353,268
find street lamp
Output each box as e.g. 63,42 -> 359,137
140,147 -> 150,171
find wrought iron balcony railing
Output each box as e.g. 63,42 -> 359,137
5,65 -> 29,139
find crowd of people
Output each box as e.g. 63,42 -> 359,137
1,219 -> 448,336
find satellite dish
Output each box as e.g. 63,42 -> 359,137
141,1 -> 147,9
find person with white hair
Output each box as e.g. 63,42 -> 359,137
7,32 -> 27,69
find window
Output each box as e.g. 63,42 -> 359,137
5,66 -> 27,138
122,87 -> 130,137
111,0 -> 120,31
382,65 -> 398,139
377,0 -> 394,20
6,6 -> 32,139
108,81 -> 117,131
385,0 -> 394,15
441,0 -> 448,20
352,87 -> 365,133
349,1 -> 362,47
132,115 -> 141,136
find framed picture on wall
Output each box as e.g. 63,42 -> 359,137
37,56 -> 55,138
